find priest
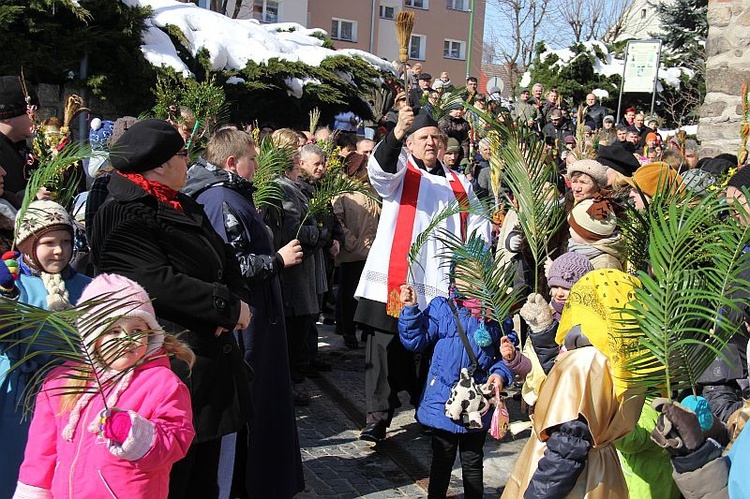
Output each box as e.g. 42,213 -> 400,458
354,93 -> 492,442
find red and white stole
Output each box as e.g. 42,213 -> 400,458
386,160 -> 469,317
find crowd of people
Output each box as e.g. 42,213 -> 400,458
0,58 -> 748,499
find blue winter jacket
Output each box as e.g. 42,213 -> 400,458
398,297 -> 514,434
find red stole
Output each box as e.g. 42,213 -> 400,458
386,161 -> 469,317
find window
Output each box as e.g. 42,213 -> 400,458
379,5 -> 395,19
409,34 -> 426,60
252,0 -> 279,23
443,39 -> 465,60
446,0 -> 468,10
405,0 -> 428,9
331,18 -> 357,42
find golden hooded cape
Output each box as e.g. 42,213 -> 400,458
503,269 -> 645,498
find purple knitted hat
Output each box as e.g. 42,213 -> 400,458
547,252 -> 594,289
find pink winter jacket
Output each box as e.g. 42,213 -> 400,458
14,355 -> 194,499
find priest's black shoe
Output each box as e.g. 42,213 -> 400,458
359,421 -> 386,442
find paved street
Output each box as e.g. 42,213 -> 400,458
294,323 -> 530,498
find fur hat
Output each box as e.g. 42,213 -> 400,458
77,273 -> 165,366
110,119 -> 184,173
16,200 -> 74,267
0,76 -> 29,119
626,162 -> 682,198
603,115 -> 615,124
568,197 -> 617,241
597,144 -> 640,177
567,159 -> 608,188
547,252 -> 594,289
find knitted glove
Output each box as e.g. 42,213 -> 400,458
519,293 -> 555,333
99,409 -> 133,444
0,250 -> 19,296
651,398 -> 705,455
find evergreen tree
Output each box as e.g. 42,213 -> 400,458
650,0 -> 707,125
0,0 -> 156,114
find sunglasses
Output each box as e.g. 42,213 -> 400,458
175,150 -> 189,157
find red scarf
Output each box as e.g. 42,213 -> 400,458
119,172 -> 183,212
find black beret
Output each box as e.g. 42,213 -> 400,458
110,119 -> 185,173
418,73 -> 433,81
0,76 -> 29,119
597,144 -> 640,177
407,111 -> 439,136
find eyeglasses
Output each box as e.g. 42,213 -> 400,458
175,150 -> 189,157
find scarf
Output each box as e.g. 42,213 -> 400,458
566,240 -> 604,260
119,172 -> 183,212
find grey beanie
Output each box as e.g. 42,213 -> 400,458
547,252 -> 594,289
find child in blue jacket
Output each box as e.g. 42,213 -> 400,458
398,284 -> 514,499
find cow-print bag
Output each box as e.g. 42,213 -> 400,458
446,300 -> 491,428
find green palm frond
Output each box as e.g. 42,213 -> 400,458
489,118 -> 566,291
309,108 -> 321,134
406,197 -> 492,279
620,190 -> 750,399
252,135 -> 291,209
17,142 -> 92,234
296,167 -> 375,238
435,228 -> 524,324
0,292 -> 157,419
427,89 -> 466,122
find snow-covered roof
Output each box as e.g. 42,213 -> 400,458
120,0 -> 394,95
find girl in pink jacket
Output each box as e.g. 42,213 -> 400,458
13,273 -> 195,499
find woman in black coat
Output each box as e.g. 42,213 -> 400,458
88,119 -> 252,499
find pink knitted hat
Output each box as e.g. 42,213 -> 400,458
77,273 -> 164,364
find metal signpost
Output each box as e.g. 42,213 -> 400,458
616,39 -> 662,122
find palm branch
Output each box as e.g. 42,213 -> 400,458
488,117 -> 566,292
0,292 -> 156,419
435,228 -> 525,324
406,196 -> 492,280
309,107 -> 321,135
252,135 -> 291,209
16,143 -> 92,239
619,190 -> 750,399
295,166 -> 376,238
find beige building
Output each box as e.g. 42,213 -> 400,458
205,0 -> 485,82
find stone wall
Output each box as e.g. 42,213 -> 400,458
35,83 -> 120,142
698,0 -> 750,157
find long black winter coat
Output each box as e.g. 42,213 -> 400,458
89,172 -> 252,442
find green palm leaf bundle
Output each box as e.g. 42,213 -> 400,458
17,142 -> 92,226
295,162 -> 375,238
252,135 -> 292,210
435,228 -> 525,325
489,118 -> 566,292
406,197 -> 493,281
0,292 -> 154,418
619,190 -> 750,399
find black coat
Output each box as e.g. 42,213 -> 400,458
89,172 -> 252,442
184,165 -> 305,497
0,132 -> 31,198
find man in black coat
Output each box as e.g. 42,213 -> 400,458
0,76 -> 36,197
89,119 -> 252,499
